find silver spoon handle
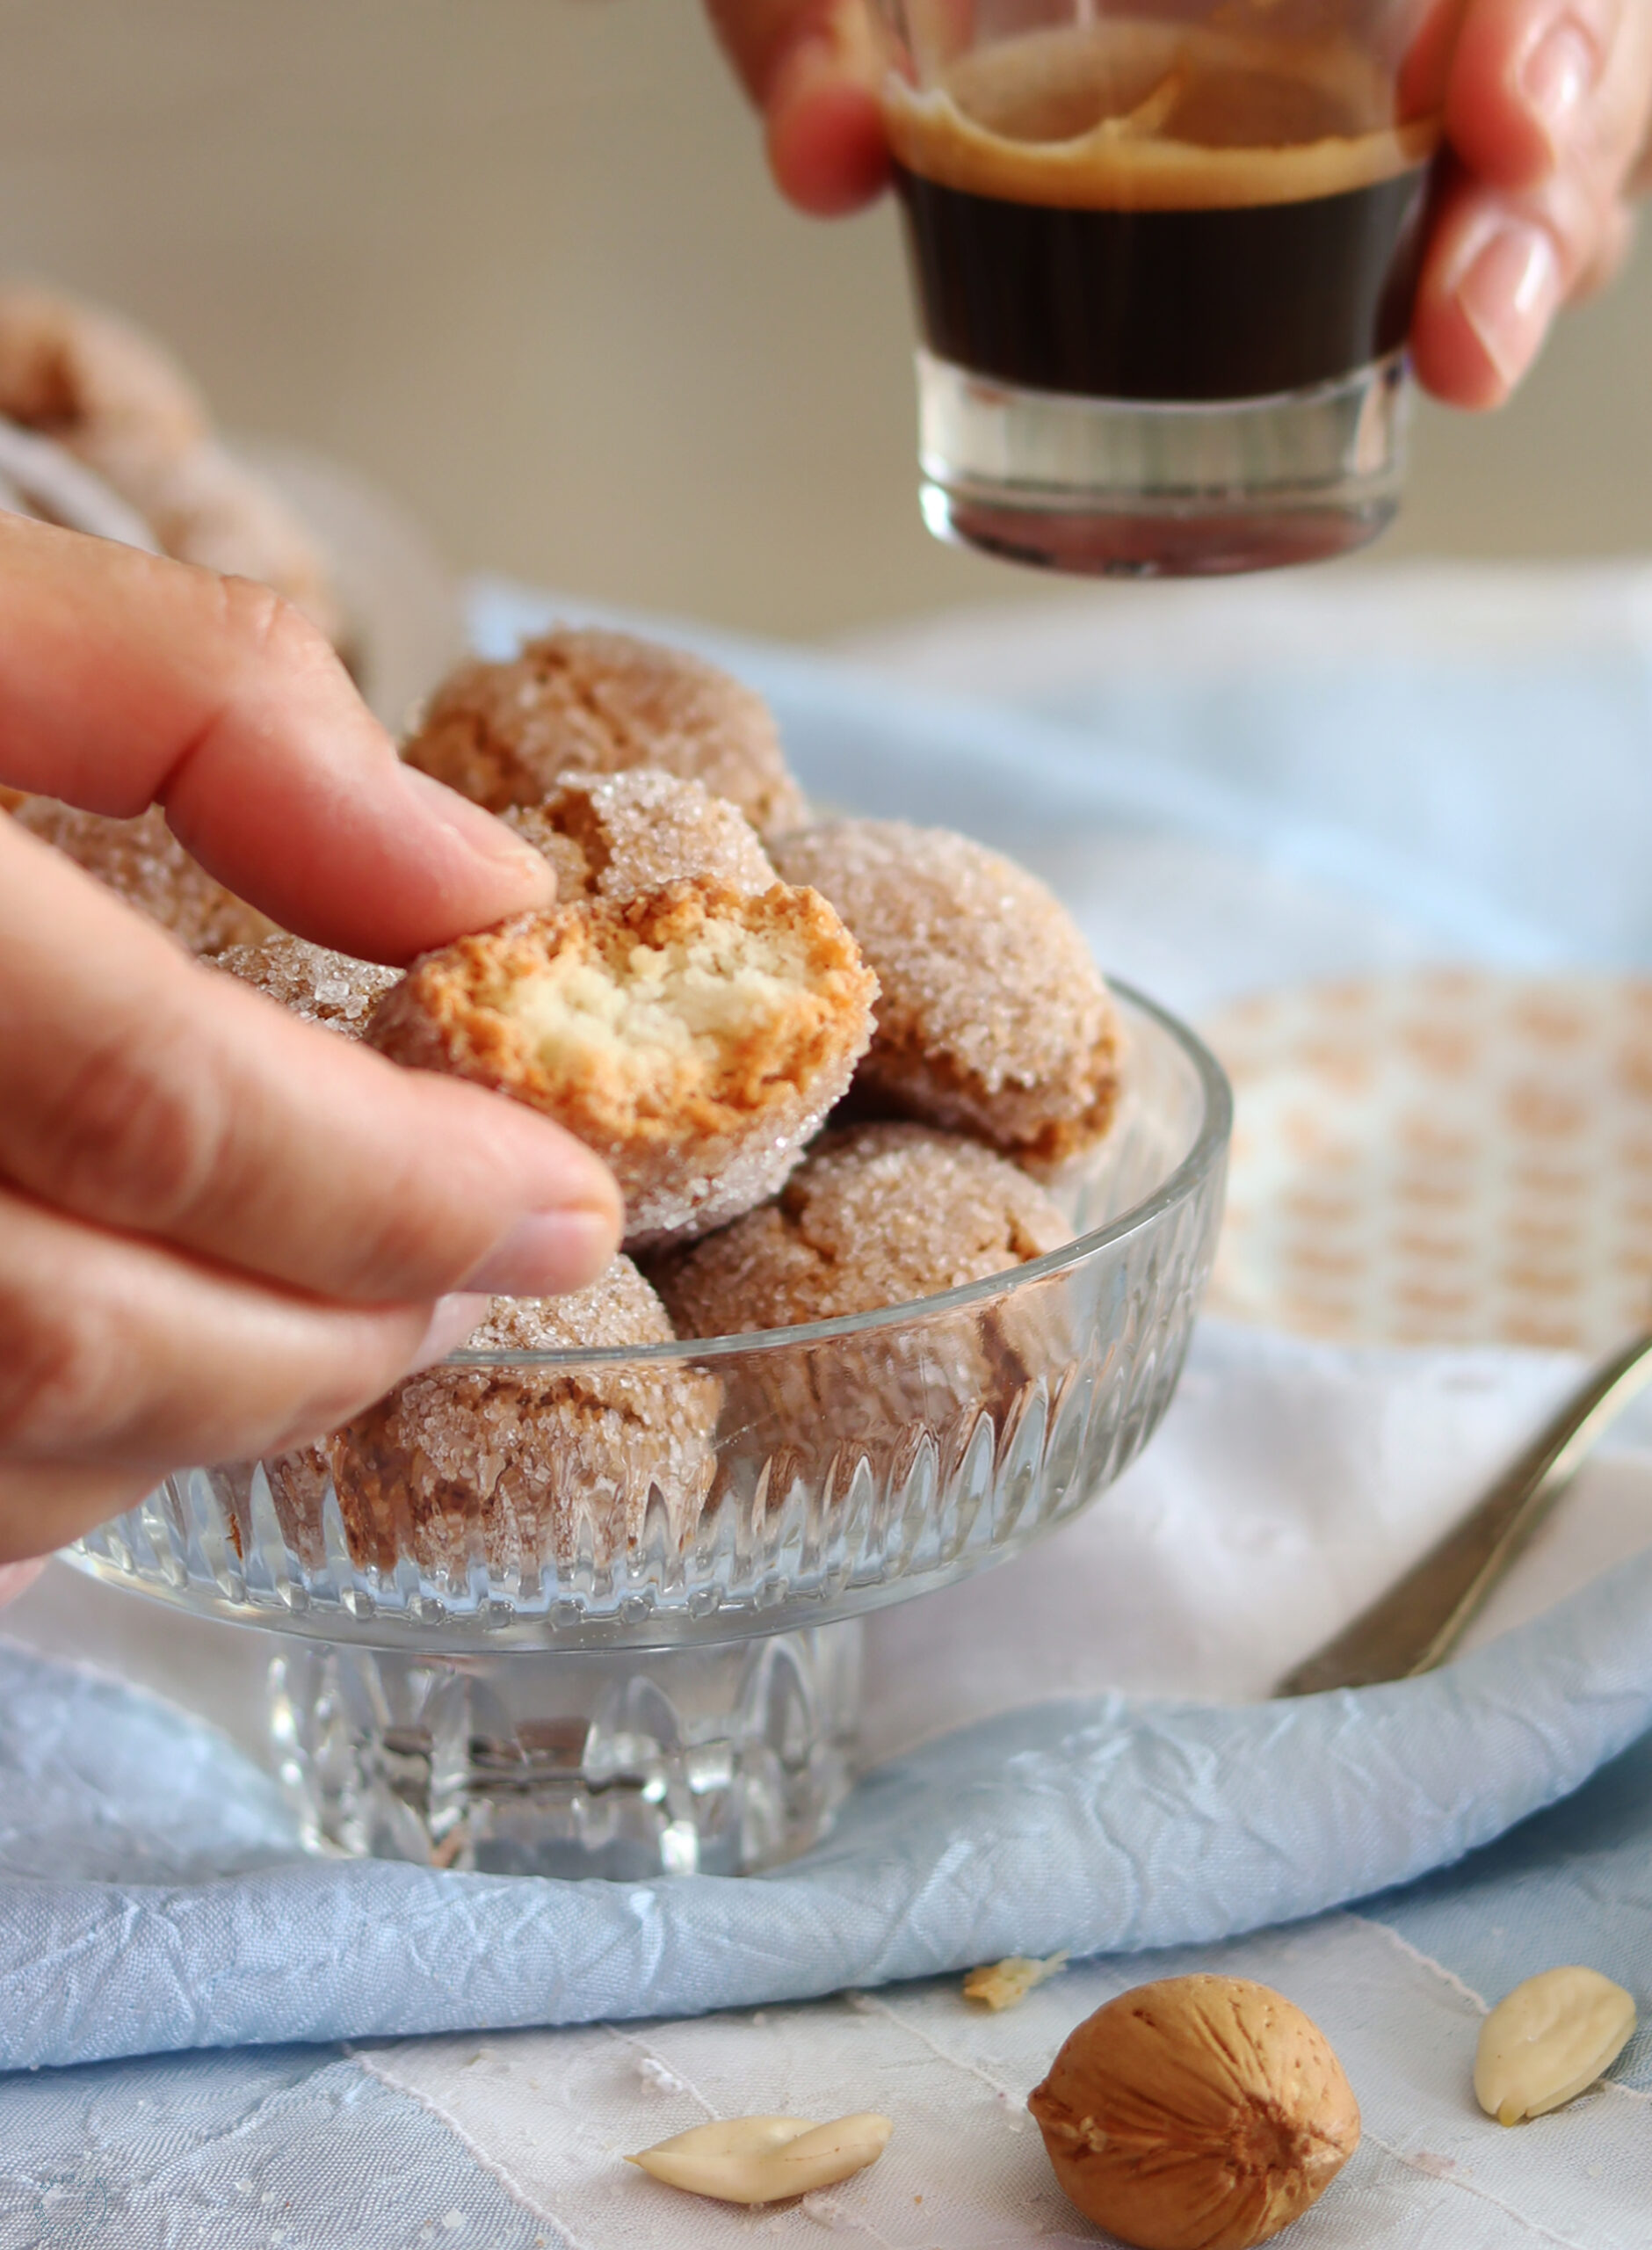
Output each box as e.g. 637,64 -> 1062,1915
1275,1329 -> 1652,1699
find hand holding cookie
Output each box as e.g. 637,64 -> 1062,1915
0,518 -> 622,1567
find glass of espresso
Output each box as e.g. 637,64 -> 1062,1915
878,0 -> 1448,575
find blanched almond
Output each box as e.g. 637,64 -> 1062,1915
1474,1968 -> 1637,2126
626,2112 -> 894,2204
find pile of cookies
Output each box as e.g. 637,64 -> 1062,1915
18,627 -> 1126,1580
0,287 -> 344,645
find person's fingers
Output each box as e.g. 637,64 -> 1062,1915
1446,0 -> 1648,197
0,1465 -> 145,1572
767,17 -> 892,214
0,1274 -> 489,1564
0,821 -> 624,1302
1412,0 -> 1652,403
0,1181 -> 489,1490
0,515 -> 554,963
1411,166 -> 1589,404
0,1557 -> 47,1607
1448,0 -> 1618,188
708,0 -> 890,214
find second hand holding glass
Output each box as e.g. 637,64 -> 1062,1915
877,0 -> 1453,577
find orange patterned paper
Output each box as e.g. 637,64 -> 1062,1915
1204,972 -> 1652,1351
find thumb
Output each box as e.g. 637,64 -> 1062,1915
706,0 -> 891,214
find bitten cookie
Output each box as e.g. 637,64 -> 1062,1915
649,1122 -> 1070,1444
503,768 -> 777,906
771,819 -> 1123,1172
402,627 -> 807,838
214,934 -> 399,1039
366,878 -> 878,1248
7,795 -> 270,956
258,1265 -> 719,1578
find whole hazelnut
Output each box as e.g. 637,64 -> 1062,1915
1026,1974 -> 1360,2250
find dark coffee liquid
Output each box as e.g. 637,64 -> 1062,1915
894,163 -> 1430,401
886,23 -> 1438,404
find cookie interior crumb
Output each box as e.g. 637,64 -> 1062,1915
502,908 -> 824,1107
369,881 -> 877,1248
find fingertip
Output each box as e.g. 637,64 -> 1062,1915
157,615 -> 555,961
1445,0 -> 1611,189
375,1062 -> 626,1276
462,1202 -> 623,1297
766,68 -> 891,214
1413,205 -> 1563,406
185,755 -> 557,965
1411,295 -> 1515,408
392,764 -> 558,926
408,1290 -> 494,1371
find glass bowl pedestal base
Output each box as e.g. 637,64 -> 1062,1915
269,1624 -> 861,1878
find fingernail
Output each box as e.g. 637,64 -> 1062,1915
409,1291 -> 492,1371
464,1208 -> 620,1296
397,763 -> 555,899
1520,15 -> 1601,154
1455,221 -> 1562,390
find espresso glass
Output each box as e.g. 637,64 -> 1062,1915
878,0 -> 1448,575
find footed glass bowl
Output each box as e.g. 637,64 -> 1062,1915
68,983 -> 1228,1876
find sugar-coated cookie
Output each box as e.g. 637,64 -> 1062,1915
771,818 -> 1122,1172
214,934 -> 398,1039
648,1122 -> 1070,1444
8,795 -> 269,957
652,1122 -> 1069,1335
503,768 -> 776,905
260,1265 -> 718,1577
402,628 -> 806,838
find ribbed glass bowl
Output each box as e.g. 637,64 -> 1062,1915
68,984 -> 1229,1654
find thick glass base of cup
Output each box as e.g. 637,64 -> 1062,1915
268,1624 -> 862,1878
916,348 -> 1409,577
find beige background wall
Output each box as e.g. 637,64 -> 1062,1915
2,0 -> 1649,642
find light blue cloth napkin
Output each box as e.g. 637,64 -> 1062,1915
4,1539 -> 1652,2072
